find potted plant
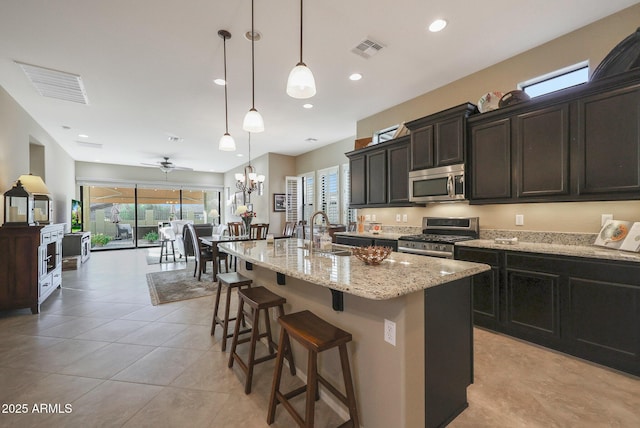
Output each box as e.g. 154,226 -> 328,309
144,231 -> 159,243
91,233 -> 112,247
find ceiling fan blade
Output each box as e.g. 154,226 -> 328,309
172,166 -> 194,171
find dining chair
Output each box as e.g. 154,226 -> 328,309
250,223 -> 269,240
227,222 -> 244,237
185,223 -> 228,280
282,221 -> 296,237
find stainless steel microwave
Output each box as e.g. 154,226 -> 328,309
409,164 -> 465,203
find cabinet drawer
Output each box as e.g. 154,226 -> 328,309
41,232 -> 52,244
455,247 -> 500,266
52,266 -> 62,288
39,273 -> 53,295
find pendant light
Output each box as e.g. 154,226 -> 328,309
286,0 -> 316,99
218,30 -> 236,151
243,0 -> 265,133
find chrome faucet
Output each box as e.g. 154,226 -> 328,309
309,211 -> 330,251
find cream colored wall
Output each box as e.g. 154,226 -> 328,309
223,153 -> 272,225
0,85 -> 76,226
355,4 -> 640,234
267,153 -> 296,233
295,137 -> 354,175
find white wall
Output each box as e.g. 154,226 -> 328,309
0,85 -> 75,227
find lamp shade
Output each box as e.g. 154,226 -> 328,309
243,108 -> 264,133
286,63 -> 316,99
17,174 -> 50,195
218,133 -> 236,151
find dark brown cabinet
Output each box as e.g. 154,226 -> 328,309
406,103 -> 477,171
576,85 -> 640,195
347,135 -> 415,208
469,118 -> 511,200
454,246 -> 640,376
468,70 -> 640,204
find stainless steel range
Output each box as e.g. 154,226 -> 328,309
397,217 -> 479,258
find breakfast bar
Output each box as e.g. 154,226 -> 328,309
218,238 -> 490,428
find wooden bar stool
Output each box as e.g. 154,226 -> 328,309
228,286 -> 296,394
211,272 -> 252,351
267,310 -> 359,428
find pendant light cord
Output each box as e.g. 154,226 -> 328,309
251,0 -> 256,109
299,0 -> 303,63
223,35 -> 229,134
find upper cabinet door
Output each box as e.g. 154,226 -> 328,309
366,148 -> 388,204
469,118 -> 512,200
387,140 -> 411,204
435,116 -> 465,166
576,86 -> 640,195
410,124 -> 434,170
349,154 -> 366,206
515,104 -> 570,198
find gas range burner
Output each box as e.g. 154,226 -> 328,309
397,234 -> 474,244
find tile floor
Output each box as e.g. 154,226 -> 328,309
0,249 -> 638,427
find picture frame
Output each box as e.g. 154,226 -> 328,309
273,193 -> 286,212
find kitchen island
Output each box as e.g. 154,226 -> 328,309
218,238 -> 490,428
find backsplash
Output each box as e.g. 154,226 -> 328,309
480,229 -> 597,246
381,225 -> 422,235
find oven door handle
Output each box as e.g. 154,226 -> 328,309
398,246 -> 453,258
446,174 -> 453,197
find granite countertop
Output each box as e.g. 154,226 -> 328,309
334,231 -> 406,240
456,239 -> 640,264
218,238 -> 490,300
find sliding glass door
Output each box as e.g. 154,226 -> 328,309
81,185 -> 221,251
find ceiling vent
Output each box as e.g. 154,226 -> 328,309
75,141 -> 103,149
351,38 -> 385,59
15,61 -> 89,104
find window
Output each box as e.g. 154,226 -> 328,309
285,176 -> 301,223
300,171 -> 315,223
520,62 -> 589,98
341,163 -> 356,224
318,166 -> 340,224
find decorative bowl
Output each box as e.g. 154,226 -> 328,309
352,245 -> 392,265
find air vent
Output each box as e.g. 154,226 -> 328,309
15,61 -> 89,104
75,141 -> 103,149
351,38 -> 384,59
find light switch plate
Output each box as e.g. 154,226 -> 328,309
515,214 -> 524,226
371,214 -> 376,221
402,214 -> 408,222
365,214 -> 371,221
396,214 -> 401,222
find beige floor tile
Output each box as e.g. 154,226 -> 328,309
0,367 -> 49,402
160,325 -> 217,350
45,380 -> 163,427
36,317 -> 111,338
155,306 -> 213,326
6,339 -> 109,372
73,319 -> 150,342
112,347 -> 204,385
59,342 -> 155,379
115,321 -> 187,346
123,387 -> 230,428
120,304 -> 182,322
170,350 -> 245,394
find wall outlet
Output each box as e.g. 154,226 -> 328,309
365,214 -> 371,221
384,319 -> 396,346
396,214 -> 401,222
371,214 -> 376,221
515,214 -> 524,226
402,214 -> 408,223
601,214 -> 613,226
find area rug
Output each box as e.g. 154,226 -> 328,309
146,268 -> 216,305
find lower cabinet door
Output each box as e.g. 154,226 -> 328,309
567,276 -> 640,374
505,268 -> 561,340
472,267 -> 500,329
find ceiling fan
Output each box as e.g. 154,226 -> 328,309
141,157 -> 193,173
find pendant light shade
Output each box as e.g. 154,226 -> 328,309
219,133 -> 236,151
243,108 -> 264,133
243,0 -> 264,133
287,0 -> 315,99
217,29 -> 236,151
286,62 -> 316,98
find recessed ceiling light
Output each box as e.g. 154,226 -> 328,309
305,137 -> 318,143
78,134 -> 89,138
428,19 -> 447,32
62,125 -> 71,130
349,73 -> 363,81
236,153 -> 244,157
244,30 -> 262,42
214,78 -> 226,86
303,103 -> 313,109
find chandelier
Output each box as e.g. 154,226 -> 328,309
235,133 -> 265,197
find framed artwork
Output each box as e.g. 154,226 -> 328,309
273,193 -> 286,212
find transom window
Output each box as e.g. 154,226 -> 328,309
519,62 -> 589,98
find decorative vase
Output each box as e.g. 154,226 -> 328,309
242,216 -> 252,235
